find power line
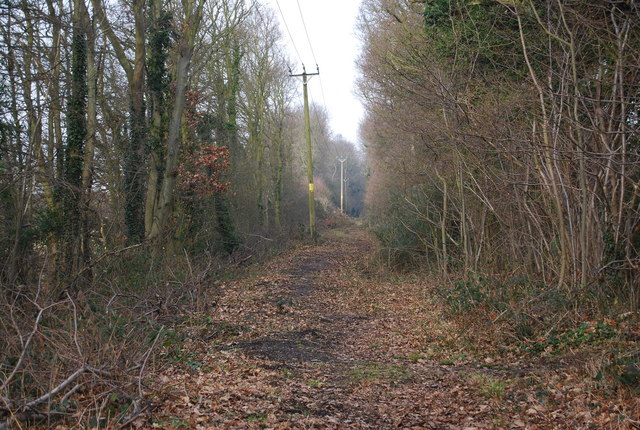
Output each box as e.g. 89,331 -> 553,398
317,75 -> 329,116
288,0 -> 345,158
274,0 -> 303,65
293,0 -> 329,125
295,0 -> 317,65
293,2 -> 345,154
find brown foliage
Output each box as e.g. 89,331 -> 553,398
177,144 -> 230,196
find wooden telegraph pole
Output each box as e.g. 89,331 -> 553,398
290,65 -> 319,242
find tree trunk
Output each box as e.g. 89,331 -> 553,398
124,0 -> 147,243
145,0 -> 171,236
81,0 -> 96,277
91,0 -> 146,243
62,0 -> 88,280
148,0 -> 205,247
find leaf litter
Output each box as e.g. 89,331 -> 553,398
137,224 -> 639,429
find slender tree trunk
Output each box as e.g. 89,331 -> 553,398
91,0 -> 146,243
7,0 -> 41,282
144,0 -> 171,236
457,159 -> 469,274
45,0 -> 65,184
3,3 -> 26,282
149,0 -> 205,247
81,2 -> 96,276
516,7 -> 568,287
63,0 -> 88,279
124,0 -> 147,242
274,130 -> 284,229
436,170 -> 448,278
209,42 -> 241,254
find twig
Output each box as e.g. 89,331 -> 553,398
116,400 -> 150,430
36,249 -> 48,303
59,383 -> 84,406
138,326 -> 164,397
0,393 -> 12,409
184,248 -> 193,276
234,254 -> 253,267
68,243 -> 144,287
23,367 -> 87,411
86,366 -> 113,377
67,292 -> 83,358
0,300 -> 65,392
240,231 -> 274,242
492,308 -> 510,323
0,395 -> 17,430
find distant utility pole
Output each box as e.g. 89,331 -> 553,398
344,177 -> 350,215
338,157 -> 347,213
290,65 -> 320,242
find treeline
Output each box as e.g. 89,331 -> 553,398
358,0 -> 639,308
0,0 -> 363,286
0,0 -> 364,424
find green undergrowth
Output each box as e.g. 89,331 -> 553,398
347,362 -> 412,384
434,276 -> 640,394
469,373 -> 509,399
523,320 -> 617,354
436,277 -> 570,321
594,350 -> 640,394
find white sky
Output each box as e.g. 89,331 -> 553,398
261,0 -> 364,145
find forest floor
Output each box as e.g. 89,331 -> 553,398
138,221 -> 638,429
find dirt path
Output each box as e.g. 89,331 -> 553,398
146,223 -> 617,429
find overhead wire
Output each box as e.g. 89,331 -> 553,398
293,0 -> 328,112
274,0 -> 303,66
295,0 -> 317,66
316,76 -> 330,121
290,0 -> 343,160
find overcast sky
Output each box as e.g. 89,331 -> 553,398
261,0 -> 364,146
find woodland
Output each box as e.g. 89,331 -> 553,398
1,0 -> 639,428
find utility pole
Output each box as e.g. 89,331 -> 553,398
290,65 -> 320,242
344,178 -> 350,215
338,157 -> 347,213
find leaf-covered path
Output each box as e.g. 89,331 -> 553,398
145,223 -> 630,429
